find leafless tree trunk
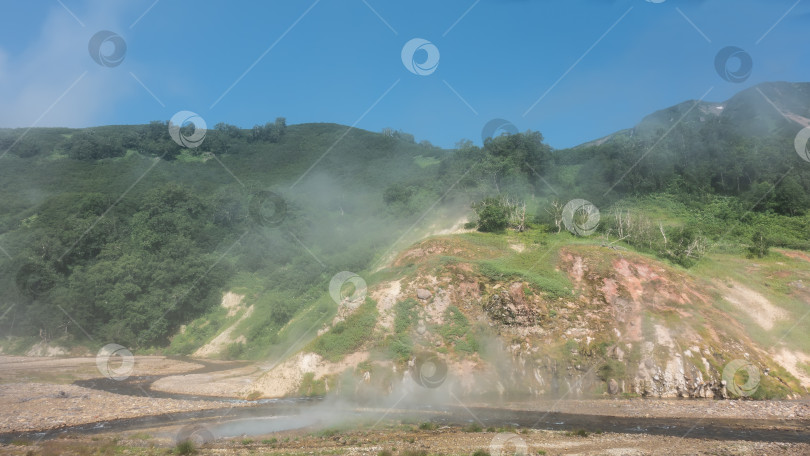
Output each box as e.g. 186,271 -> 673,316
659,222 -> 667,248
512,199 -> 527,232
546,199 -> 563,233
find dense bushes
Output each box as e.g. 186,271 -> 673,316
471,196 -> 527,233
599,194 -> 809,266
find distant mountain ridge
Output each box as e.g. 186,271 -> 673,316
578,81 -> 810,149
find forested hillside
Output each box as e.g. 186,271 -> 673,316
1,81 -> 809,358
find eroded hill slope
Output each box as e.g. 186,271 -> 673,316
185,232 -> 810,401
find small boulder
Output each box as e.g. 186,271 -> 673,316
608,379 -> 619,395
416,288 -> 432,300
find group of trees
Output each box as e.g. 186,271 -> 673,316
0,119 -> 427,352
563,119 -> 810,216
2,102 -> 809,352
249,117 -> 287,142
471,196 -> 527,233
4,185 -> 233,347
597,206 -> 710,267
201,118 -> 287,155
0,118 -> 288,162
64,131 -> 126,160
382,119 -> 810,267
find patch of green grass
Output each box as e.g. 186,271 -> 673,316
166,304 -> 229,355
694,252 -> 810,356
400,450 -> 427,456
413,155 -> 441,168
748,365 -> 796,400
394,298 -> 419,334
436,306 -> 481,354
262,438 -> 278,445
597,359 -> 626,382
384,298 -> 419,361
438,306 -> 470,340
565,429 -> 589,437
317,428 -> 340,438
175,149 -> 209,163
478,252 -> 573,300
309,298 -> 378,362
298,371 -> 328,396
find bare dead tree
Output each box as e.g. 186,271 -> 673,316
546,199 -> 564,233
510,198 -> 527,232
614,208 -> 626,240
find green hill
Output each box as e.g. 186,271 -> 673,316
1,82 -> 809,397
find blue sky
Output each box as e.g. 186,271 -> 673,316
0,0 -> 808,149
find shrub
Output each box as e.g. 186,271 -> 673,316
174,439 -> 196,455
223,341 -> 245,359
472,197 -> 510,232
596,360 -> 626,382
747,229 -> 770,258
464,423 -> 483,432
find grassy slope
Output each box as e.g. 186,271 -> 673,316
298,223 -> 810,399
